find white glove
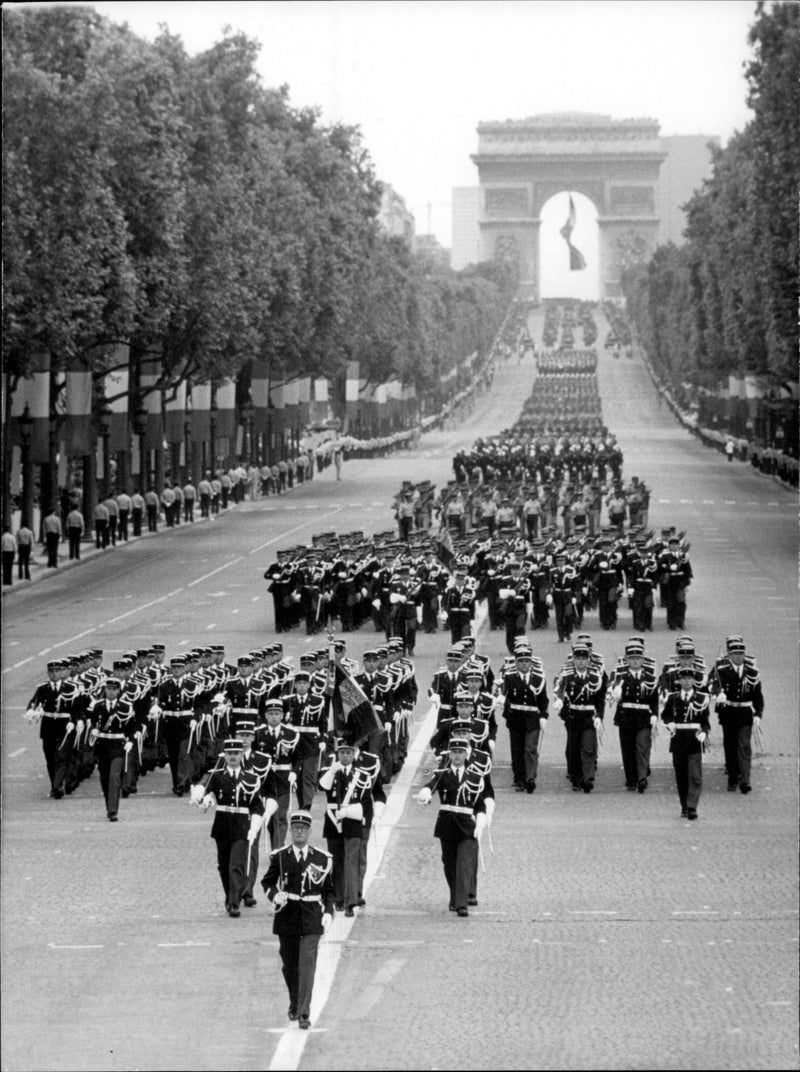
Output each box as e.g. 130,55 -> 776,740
361,587 -> 368,598
416,786 -> 432,805
149,703 -> 162,719
212,692 -> 225,704
373,801 -> 386,820
539,718 -> 547,731
124,740 -> 133,753
592,716 -> 602,731
134,730 -> 143,742
488,739 -> 496,752
384,722 -> 392,733
202,793 -> 215,810
322,912 -> 332,932
611,685 -> 623,702
439,611 -> 448,623
753,716 -> 761,727
474,812 -> 488,839
666,722 -> 676,736
66,722 -> 75,734
650,715 -> 657,728
273,890 -> 289,908
545,593 -> 553,607
89,728 -> 99,745
696,730 -> 707,743
288,771 -> 297,785
627,588 -> 634,598
248,813 -> 265,842
429,691 -> 441,705
190,783 -> 206,805
372,599 -> 382,610
484,797 -> 496,826
318,740 -> 327,752
716,690 -> 727,704
76,719 -> 85,733
190,719 -> 197,730
582,586 -> 588,596
551,697 -> 563,715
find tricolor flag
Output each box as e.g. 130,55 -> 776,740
559,195 -> 586,271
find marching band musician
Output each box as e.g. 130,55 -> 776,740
661,666 -> 711,820
553,641 -> 605,793
261,810 -> 335,1029
416,733 -> 488,917
501,644 -> 548,792
609,640 -> 659,793
89,675 -> 137,821
710,636 -> 764,795
194,738 -> 266,917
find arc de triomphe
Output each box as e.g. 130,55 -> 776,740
472,112 -> 666,300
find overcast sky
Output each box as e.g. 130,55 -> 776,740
23,1 -> 757,250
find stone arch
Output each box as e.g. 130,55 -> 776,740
473,113 -> 665,300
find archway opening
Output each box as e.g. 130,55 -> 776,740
539,190 -> 599,301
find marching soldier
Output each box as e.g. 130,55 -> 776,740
152,655 -> 199,797
236,719 -> 273,906
194,738 -> 266,916
225,655 -> 267,734
26,659 -> 72,798
429,648 -> 465,727
261,810 -> 335,1029
416,735 -> 488,917
283,670 -> 326,810
441,566 -> 475,644
500,645 -> 548,792
89,676 -> 137,821
549,551 -> 577,643
661,667 -> 711,819
258,700 -> 301,849
710,636 -> 764,794
609,640 -> 659,792
553,642 -> 605,792
659,535 -> 693,630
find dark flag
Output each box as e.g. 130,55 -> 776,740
559,195 -> 586,271
331,661 -> 383,746
434,524 -> 456,572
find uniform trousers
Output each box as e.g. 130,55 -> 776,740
566,717 -> 598,786
507,722 -> 541,785
242,838 -> 259,901
328,834 -> 361,908
671,748 -> 702,810
278,933 -> 321,1017
42,737 -> 69,793
294,752 -> 319,810
67,527 -> 82,559
2,551 -> 13,585
95,520 -> 109,548
131,509 -> 143,536
439,836 -> 477,911
163,724 -> 193,791
618,723 -> 652,786
98,752 -> 124,816
118,511 -> 129,540
268,787 -> 291,850
719,713 -> 752,787
214,835 -> 249,908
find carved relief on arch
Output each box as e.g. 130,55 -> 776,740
616,230 -> 650,271
495,233 -> 520,264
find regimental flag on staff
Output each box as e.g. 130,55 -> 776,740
559,194 -> 586,271
330,661 -> 383,746
434,523 -> 456,572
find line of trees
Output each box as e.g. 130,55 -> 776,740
622,1 -> 798,441
3,5 -> 517,523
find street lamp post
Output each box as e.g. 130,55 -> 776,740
240,400 -> 255,465
132,407 -> 148,489
20,404 -> 34,528
209,398 -> 218,477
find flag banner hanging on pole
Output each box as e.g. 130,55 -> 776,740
434,523 -> 456,572
559,194 -> 586,271
331,662 -> 383,746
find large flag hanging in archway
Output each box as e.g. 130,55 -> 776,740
559,194 -> 586,271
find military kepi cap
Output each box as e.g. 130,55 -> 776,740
289,809 -> 313,827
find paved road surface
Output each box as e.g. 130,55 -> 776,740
2,326 -> 797,1072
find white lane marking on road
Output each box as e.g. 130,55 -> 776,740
205,623 -> 217,630
187,559 -> 244,588
157,942 -> 211,948
107,589 -> 184,625
268,698 -> 441,1072
4,658 -> 34,673
569,910 -> 617,915
8,748 -> 27,758
49,944 -> 103,950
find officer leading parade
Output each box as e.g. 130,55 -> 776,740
3,3 -> 798,1071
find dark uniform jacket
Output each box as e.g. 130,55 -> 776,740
262,845 -> 335,936
425,766 -> 487,842
502,669 -> 549,730
205,767 -> 265,840
711,662 -> 764,724
660,690 -> 711,754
